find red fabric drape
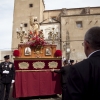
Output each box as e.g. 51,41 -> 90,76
13,71 -> 61,98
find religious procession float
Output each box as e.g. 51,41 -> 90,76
13,16 -> 62,99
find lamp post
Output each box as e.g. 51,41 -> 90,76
16,23 -> 27,43
66,31 -> 70,59
63,31 -> 70,59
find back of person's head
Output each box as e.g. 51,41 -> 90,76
70,60 -> 74,65
70,60 -> 74,64
68,59 -> 74,65
85,27 -> 100,50
63,59 -> 68,66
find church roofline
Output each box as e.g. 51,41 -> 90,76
44,6 -> 100,12
61,13 -> 100,17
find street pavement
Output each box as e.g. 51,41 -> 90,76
9,85 -> 62,100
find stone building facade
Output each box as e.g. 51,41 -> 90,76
12,0 -> 100,61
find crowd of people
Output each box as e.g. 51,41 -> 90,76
1,26 -> 100,100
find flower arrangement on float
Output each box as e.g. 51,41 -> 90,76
54,50 -> 62,57
25,35 -> 48,50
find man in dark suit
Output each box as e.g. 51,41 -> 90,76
66,26 -> 100,100
51,59 -> 70,100
0,55 -> 15,100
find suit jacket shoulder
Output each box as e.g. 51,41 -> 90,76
66,51 -> 100,100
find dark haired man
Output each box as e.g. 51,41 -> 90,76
0,55 -> 15,100
51,59 -> 70,100
66,27 -> 100,100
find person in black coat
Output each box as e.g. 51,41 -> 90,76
0,55 -> 15,100
51,59 -> 70,100
66,26 -> 100,100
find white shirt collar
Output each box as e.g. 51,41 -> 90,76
88,50 -> 100,58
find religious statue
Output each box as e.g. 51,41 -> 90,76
29,16 -> 39,37
28,17 -> 45,43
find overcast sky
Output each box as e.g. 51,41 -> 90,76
0,0 -> 100,50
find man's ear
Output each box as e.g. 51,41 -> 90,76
85,41 -> 90,50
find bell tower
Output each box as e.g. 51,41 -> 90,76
12,0 -> 45,49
